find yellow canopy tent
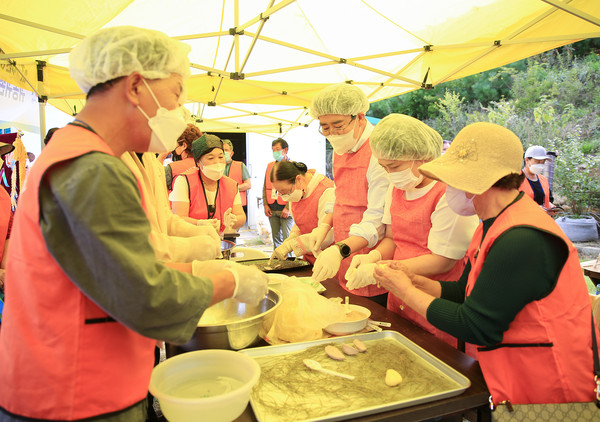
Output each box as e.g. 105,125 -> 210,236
1,0 -> 599,137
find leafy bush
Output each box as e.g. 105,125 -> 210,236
549,130 -> 600,216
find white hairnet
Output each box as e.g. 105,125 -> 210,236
69,26 -> 191,94
310,83 -> 369,118
370,114 -> 442,161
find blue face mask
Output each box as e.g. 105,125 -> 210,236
273,150 -> 284,162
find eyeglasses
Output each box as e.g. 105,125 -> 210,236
318,115 -> 356,136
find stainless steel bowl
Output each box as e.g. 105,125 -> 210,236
167,289 -> 281,355
221,239 -> 235,260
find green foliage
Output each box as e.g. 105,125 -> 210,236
367,39 -> 600,215
548,130 -> 600,216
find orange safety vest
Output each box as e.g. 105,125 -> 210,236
265,161 -> 287,206
519,173 -> 551,208
465,195 -> 596,405
0,187 -> 11,260
0,125 -> 156,420
387,182 -> 472,354
290,172 -> 334,264
227,160 -> 247,206
168,157 -> 196,178
185,170 -> 239,232
332,140 -> 386,297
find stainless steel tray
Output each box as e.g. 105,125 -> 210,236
240,330 -> 471,422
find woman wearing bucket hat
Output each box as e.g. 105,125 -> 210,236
344,114 -> 478,354
520,144 -> 556,213
373,122 -> 598,414
170,134 -> 246,233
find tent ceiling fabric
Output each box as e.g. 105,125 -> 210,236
1,0 -> 599,134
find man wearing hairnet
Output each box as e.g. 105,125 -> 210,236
0,26 -> 267,422
309,84 -> 390,305
345,114 -> 478,352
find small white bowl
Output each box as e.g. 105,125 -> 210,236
149,350 -> 260,422
324,305 -> 372,335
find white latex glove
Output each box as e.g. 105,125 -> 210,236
225,263 -> 269,305
289,233 -> 312,256
192,260 -> 268,306
223,208 -> 237,231
345,250 -> 382,281
194,224 -> 221,244
197,218 -> 221,232
270,239 -> 293,263
308,223 -> 332,252
311,245 -> 343,282
346,263 -> 378,290
190,234 -> 222,261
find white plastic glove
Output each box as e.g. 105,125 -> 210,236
308,223 -> 332,252
225,263 -> 269,306
345,250 -> 382,280
311,245 -> 343,282
194,224 -> 221,244
192,260 -> 268,306
223,208 -> 237,231
346,263 -> 378,290
289,233 -> 312,256
197,218 -> 221,232
270,238 -> 293,263
190,234 -> 222,261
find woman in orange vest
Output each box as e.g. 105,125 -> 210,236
164,123 -> 201,191
374,122 -> 598,413
345,114 -> 478,353
170,134 -> 246,232
269,160 -> 335,264
0,142 -> 14,294
519,145 -> 556,212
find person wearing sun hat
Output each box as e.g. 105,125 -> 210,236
170,134 -> 246,233
373,122 -> 597,411
519,145 -> 556,212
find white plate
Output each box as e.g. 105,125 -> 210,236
267,273 -> 288,286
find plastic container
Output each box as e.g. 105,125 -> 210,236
324,305 -> 372,335
149,349 -> 260,422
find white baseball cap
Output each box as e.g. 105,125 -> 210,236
524,145 -> 550,160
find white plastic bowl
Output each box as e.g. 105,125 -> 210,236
324,304 -> 372,335
149,350 -> 260,422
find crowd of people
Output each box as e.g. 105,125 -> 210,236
0,25 -> 597,422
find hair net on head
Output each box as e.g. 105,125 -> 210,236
192,134 -> 223,162
69,26 -> 191,94
370,114 -> 442,162
310,84 -> 369,118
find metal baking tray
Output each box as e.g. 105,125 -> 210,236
238,258 -> 312,273
240,330 -> 470,422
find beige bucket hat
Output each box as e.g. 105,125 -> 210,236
419,122 -> 523,195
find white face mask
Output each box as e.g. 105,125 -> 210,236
530,163 -> 545,175
280,180 -> 303,202
201,163 -> 226,181
446,186 -> 477,216
137,79 -> 188,153
327,120 -> 358,154
388,163 -> 424,191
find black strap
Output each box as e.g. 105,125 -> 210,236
199,174 -> 220,219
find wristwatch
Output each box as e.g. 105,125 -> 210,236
336,242 -> 352,259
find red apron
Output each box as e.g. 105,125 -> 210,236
227,160 -> 247,206
185,171 -> 239,232
332,140 -> 386,297
291,172 -> 334,264
387,182 -> 469,352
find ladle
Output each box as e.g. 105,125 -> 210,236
303,359 -> 355,380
